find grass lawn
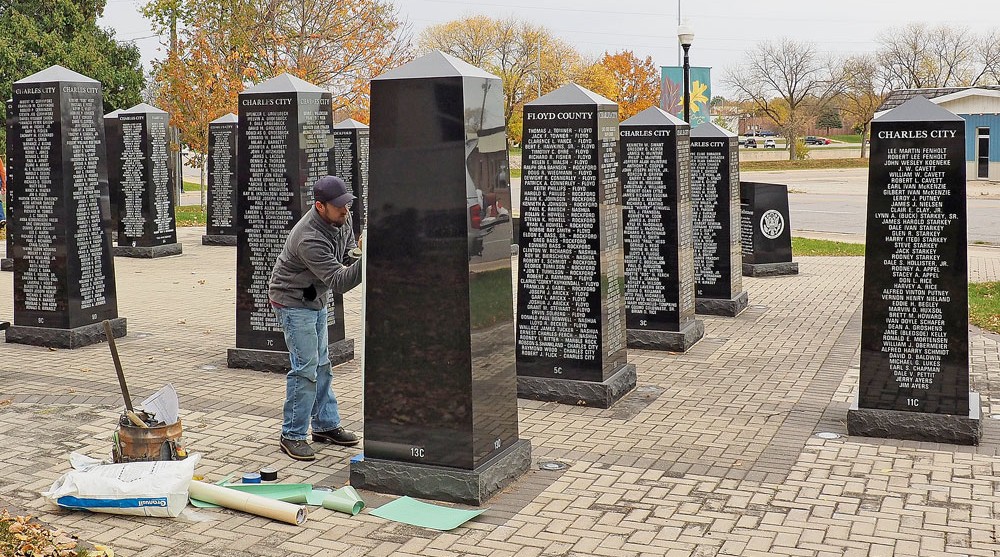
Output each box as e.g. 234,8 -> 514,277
183,180 -> 204,192
969,282 -> 1000,334
791,237 -> 865,256
741,158 -> 869,172
175,205 -> 206,226
828,134 -> 863,143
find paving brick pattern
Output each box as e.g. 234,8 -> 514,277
2,227 -> 1000,556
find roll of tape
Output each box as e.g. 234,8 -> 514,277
242,472 -> 262,484
260,467 -> 278,481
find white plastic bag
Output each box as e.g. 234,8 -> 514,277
43,453 -> 200,518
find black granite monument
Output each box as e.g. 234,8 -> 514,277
848,96 -> 981,444
690,123 -> 749,317
115,103 -> 182,258
333,118 -> 369,238
5,65 -> 126,348
740,181 -> 797,276
227,73 -> 354,373
203,113 -> 238,246
620,107 -> 704,352
351,51 -> 529,506
103,109 -> 122,243
515,83 -> 636,408
3,97 -> 13,272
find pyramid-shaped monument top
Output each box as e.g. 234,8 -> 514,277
243,73 -> 326,95
123,102 -> 167,115
691,122 -> 736,138
875,95 -> 963,123
104,109 -> 123,118
210,113 -> 238,124
621,106 -> 687,128
335,118 -> 369,129
16,65 -> 98,85
374,50 -> 496,81
528,83 -> 616,107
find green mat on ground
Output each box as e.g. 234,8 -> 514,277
189,483 -> 312,508
369,496 -> 486,530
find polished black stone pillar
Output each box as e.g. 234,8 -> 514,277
2,97 -> 13,272
690,123 -> 748,317
115,103 -> 182,258
740,181 -> 797,276
104,109 -> 122,244
227,73 -> 354,373
515,83 -> 636,408
333,118 -> 369,239
351,51 -> 529,506
848,96 -> 980,444
203,113 -> 238,246
621,107 -> 704,352
6,65 -> 125,348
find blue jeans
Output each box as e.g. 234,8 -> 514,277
273,305 -> 341,440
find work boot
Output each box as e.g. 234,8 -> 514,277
279,437 -> 316,461
312,427 -> 360,447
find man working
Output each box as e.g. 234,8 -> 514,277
269,175 -> 362,461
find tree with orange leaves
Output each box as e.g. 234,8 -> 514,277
152,29 -> 245,208
596,50 -> 660,121
143,0 -> 411,126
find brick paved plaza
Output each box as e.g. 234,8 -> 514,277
3,227 -> 1000,556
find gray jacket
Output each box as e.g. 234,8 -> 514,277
268,207 -> 361,310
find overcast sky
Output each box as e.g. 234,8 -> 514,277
100,0 -> 1000,97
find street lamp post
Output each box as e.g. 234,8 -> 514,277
677,23 -> 695,124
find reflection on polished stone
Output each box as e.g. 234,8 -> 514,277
359,52 -> 527,504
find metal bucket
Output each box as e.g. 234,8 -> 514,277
112,419 -> 186,463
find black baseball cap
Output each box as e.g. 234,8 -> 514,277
313,175 -> 355,207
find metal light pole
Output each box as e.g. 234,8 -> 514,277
677,23 -> 694,124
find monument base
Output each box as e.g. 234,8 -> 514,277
202,234 -> 237,246
696,291 -> 749,317
743,261 -> 799,277
113,243 -> 183,258
517,363 -> 637,408
227,338 -> 354,373
847,392 -> 983,445
350,439 -> 531,506
627,319 -> 705,352
1,258 -> 11,271
5,318 -> 127,349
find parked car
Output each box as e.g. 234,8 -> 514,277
744,137 -> 757,148
764,139 -> 777,149
755,130 -> 776,137
804,136 -> 830,145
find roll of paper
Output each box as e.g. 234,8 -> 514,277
189,480 -> 307,525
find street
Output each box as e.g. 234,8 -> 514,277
743,168 -> 1000,244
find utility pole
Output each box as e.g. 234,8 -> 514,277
537,35 -> 542,98
677,0 -> 682,67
